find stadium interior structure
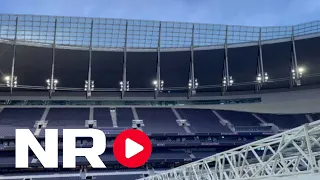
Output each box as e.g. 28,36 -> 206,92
0,14 -> 320,179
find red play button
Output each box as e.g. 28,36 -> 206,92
113,129 -> 152,168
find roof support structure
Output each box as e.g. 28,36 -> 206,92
221,25 -> 229,95
121,21 -> 129,99
188,24 -> 195,98
255,27 -> 266,92
85,19 -> 94,98
141,120 -> 320,180
9,17 -> 18,95
154,22 -> 162,99
290,26 -> 301,87
49,18 -> 57,98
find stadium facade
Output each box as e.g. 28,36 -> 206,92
0,14 -> 320,180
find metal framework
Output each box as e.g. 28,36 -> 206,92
140,120 -> 320,180
0,14 -> 320,95
290,26 -> 301,87
85,20 -> 94,98
48,18 -> 57,98
154,22 -> 162,98
255,27 -> 267,91
1,14 -> 319,49
121,21 -> 129,98
188,24 -> 196,98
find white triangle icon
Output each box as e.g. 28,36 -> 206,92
125,138 -> 144,159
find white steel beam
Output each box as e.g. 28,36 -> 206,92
139,120 -> 320,180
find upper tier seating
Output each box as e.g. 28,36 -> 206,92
216,110 -> 261,126
136,108 -> 185,134
93,108 -> 113,127
310,113 -> 320,121
0,108 -> 44,128
116,108 -> 134,127
46,108 -> 89,128
0,107 -> 314,134
176,109 -> 231,133
258,114 -> 309,129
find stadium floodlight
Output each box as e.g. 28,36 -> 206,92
264,72 -> 269,81
188,79 -> 199,89
223,76 -> 234,86
298,67 -> 304,77
4,76 -> 10,81
120,81 -> 129,91
195,79 -> 199,89
292,66 -> 305,80
46,78 -> 58,90
5,76 -> 17,87
152,80 -> 164,91
84,80 -> 94,91
229,76 -> 234,85
256,72 -> 269,84
222,77 -> 227,87
256,73 -> 262,83
292,69 -> 296,79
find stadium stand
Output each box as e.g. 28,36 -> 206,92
0,108 -> 44,128
258,113 -> 309,129
136,108 -> 185,134
216,110 -> 261,126
116,108 -> 134,127
93,108 -> 113,127
46,108 -> 89,127
1,13 -> 320,179
176,109 -> 231,133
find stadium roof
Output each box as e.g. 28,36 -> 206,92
0,13 -> 320,99
1,13 -> 320,49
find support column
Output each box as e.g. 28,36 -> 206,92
121,21 -> 128,99
290,26 -> 300,87
221,25 -> 229,95
86,19 -> 94,98
10,16 -> 18,95
154,22 -> 161,99
49,18 -> 57,98
256,27 -> 266,91
188,24 -> 195,98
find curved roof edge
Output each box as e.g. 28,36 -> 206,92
1,13 -> 319,50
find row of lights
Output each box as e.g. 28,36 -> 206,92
4,76 -> 17,87
292,67 -> 304,79
188,79 -> 199,89
256,72 -> 269,83
46,79 -> 58,90
120,81 -> 130,91
153,80 -> 164,91
2,67 -> 306,90
84,80 -> 95,91
222,76 -> 234,86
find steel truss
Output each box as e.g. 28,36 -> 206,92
140,120 -> 320,180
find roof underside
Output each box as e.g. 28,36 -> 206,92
0,36 -> 320,97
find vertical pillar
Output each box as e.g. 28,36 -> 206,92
222,25 -> 229,95
291,26 -> 300,87
155,22 -> 161,99
86,19 -> 94,98
10,16 -> 18,95
49,18 -> 57,98
121,21 -> 128,99
256,27 -> 265,91
188,24 -> 195,98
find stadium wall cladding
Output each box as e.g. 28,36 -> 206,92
0,36 -> 320,93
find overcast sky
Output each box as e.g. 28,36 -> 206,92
0,0 -> 320,26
